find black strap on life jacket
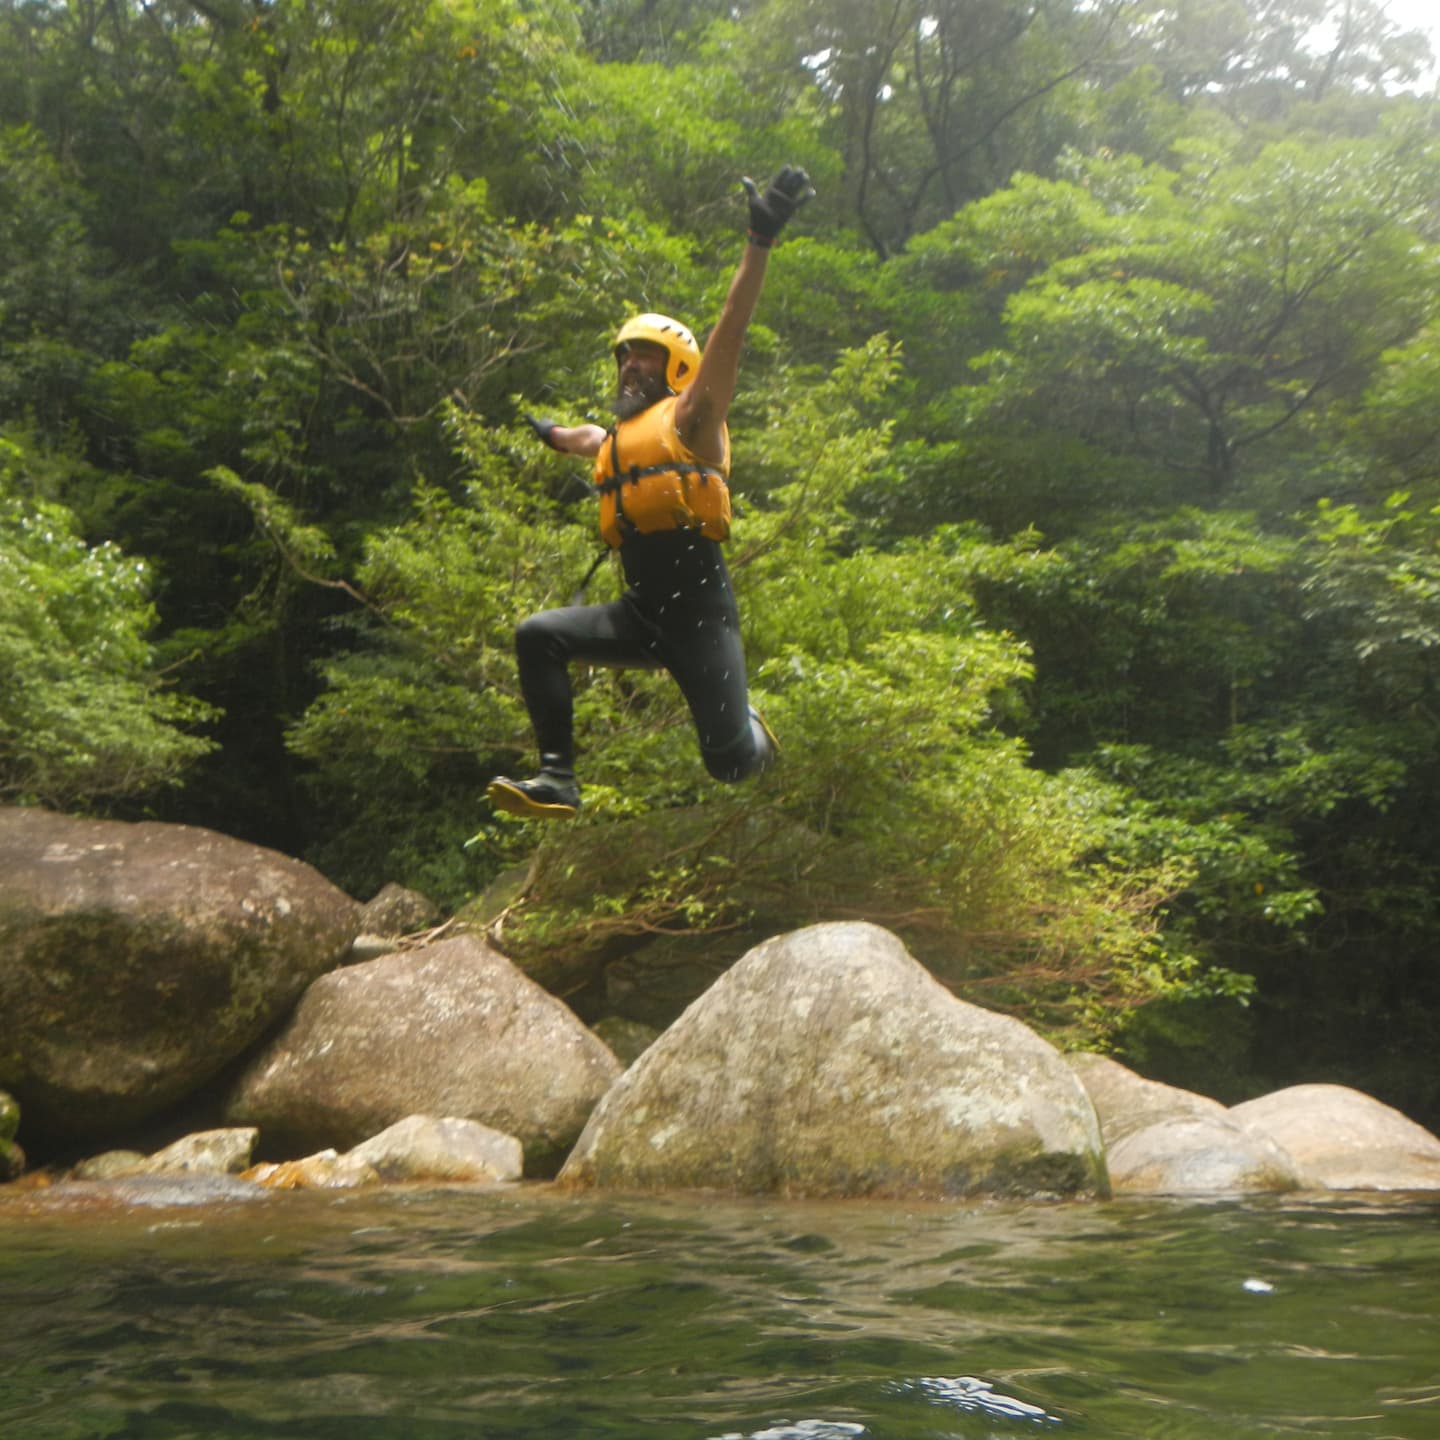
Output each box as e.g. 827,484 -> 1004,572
600,428 -> 726,496
596,461 -> 728,492
571,548 -> 610,605
603,429 -> 634,538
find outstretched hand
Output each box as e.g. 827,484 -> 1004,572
524,414 -> 560,450
741,165 -> 815,243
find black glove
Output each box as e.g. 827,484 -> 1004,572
524,414 -> 560,450
741,165 -> 815,246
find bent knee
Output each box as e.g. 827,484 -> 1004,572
700,723 -> 774,784
515,611 -> 562,661
704,752 -> 756,784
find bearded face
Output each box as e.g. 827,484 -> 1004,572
612,339 -> 671,420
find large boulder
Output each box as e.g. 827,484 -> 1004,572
1104,1113 -> 1302,1195
0,807 -> 361,1141
1067,1052 -> 1229,1148
560,921 -> 1108,1200
1230,1084 -> 1440,1190
224,933 -> 621,1174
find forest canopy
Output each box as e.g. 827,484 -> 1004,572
2,0 -> 1438,1119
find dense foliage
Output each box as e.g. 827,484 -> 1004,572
3,0 -> 1438,1115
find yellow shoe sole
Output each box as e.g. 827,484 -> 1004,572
750,703 -> 780,756
486,778 -> 580,821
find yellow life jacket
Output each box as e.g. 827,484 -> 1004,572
593,395 -> 731,549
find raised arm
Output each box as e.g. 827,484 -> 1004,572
675,166 -> 814,462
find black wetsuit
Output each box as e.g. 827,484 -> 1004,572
514,530 -> 765,782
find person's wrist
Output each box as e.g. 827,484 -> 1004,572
747,228 -> 776,248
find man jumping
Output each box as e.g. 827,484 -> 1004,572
486,165 -> 814,820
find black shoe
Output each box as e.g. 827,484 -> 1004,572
487,770 -> 581,821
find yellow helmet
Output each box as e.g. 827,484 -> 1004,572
613,313 -> 701,393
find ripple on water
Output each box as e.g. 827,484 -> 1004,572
2,1186 -> 1439,1438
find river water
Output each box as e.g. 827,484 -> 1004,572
3,1184 -> 1438,1439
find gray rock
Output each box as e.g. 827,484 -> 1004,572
358,882 -> 441,938
70,1150 -> 149,1181
589,1016 -> 658,1067
141,1127 -> 258,1176
560,921 -> 1108,1200
67,1135 -> 258,1184
346,934 -> 401,964
1105,1112 -> 1302,1194
0,807 -> 361,1140
1067,1052 -> 1229,1147
1230,1084 -> 1440,1190
225,933 -> 620,1175
348,1115 -> 523,1183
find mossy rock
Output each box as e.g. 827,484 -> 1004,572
0,806 -> 361,1141
480,805 -> 829,1025
0,1135 -> 24,1181
590,1016 -> 661,1067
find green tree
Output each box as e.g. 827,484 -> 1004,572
0,125 -> 133,441
930,132 -> 1440,529
0,434 -> 215,807
1119,0 -> 1435,116
741,0 -> 1147,259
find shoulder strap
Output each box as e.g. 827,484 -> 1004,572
571,548 -> 610,605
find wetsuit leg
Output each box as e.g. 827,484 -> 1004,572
619,533 -> 772,783
514,600 -> 659,771
665,605 -> 773,782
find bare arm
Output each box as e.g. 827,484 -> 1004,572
548,422 -> 607,458
674,241 -> 770,463
673,166 -> 813,463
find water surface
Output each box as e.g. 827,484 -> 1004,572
3,1185 -> 1438,1438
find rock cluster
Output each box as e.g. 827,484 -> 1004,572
50,1114 -> 521,1204
224,933 -> 620,1174
1068,1054 -> 1440,1194
5,807 -> 1440,1207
